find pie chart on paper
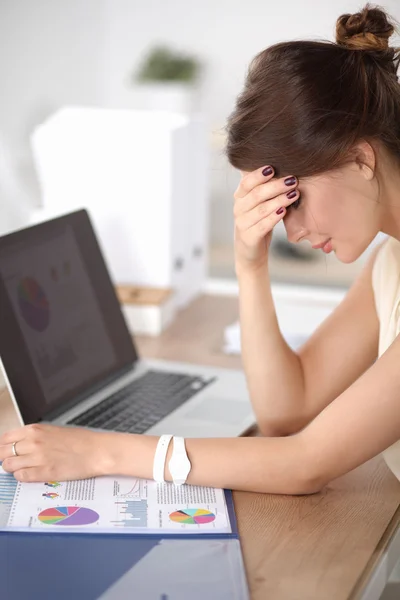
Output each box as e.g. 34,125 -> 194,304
38,506 -> 99,526
169,508 -> 216,525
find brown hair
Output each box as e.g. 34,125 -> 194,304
225,3 -> 400,192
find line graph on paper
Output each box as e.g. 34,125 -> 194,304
113,479 -> 145,499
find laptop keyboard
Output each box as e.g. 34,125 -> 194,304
67,369 -> 216,433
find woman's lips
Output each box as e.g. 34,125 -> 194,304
312,238 -> 333,253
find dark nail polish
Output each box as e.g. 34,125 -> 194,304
276,207 -> 285,215
286,190 -> 297,199
284,176 -> 296,186
262,166 -> 273,176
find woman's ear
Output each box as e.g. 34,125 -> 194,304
354,140 -> 376,180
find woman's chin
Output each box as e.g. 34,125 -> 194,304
334,246 -> 364,264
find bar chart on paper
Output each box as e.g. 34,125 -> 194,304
113,499 -> 148,528
0,468 -> 18,527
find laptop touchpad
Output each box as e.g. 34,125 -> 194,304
184,397 -> 250,425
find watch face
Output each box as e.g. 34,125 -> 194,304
169,453 -> 191,484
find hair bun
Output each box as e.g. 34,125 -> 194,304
335,3 -> 395,51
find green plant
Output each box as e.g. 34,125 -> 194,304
133,45 -> 200,83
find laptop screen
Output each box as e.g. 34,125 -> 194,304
0,209 -> 138,423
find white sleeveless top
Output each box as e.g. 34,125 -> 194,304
371,235 -> 400,479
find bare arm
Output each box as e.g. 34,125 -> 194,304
172,318 -> 400,493
0,422 -> 313,495
296,245 -> 380,429
238,244 -> 381,436
237,265 -> 305,436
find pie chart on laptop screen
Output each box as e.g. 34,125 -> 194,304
17,277 -> 50,332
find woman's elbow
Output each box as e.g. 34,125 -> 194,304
287,439 -> 329,496
257,417 -> 308,438
264,472 -> 326,496
295,449 -> 331,496
295,473 -> 327,495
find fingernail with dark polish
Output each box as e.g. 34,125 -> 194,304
262,166 -> 273,176
286,190 -> 297,199
284,176 -> 296,186
276,207 -> 285,215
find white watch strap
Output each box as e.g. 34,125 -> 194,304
172,435 -> 185,459
153,434 -> 173,483
169,436 -> 191,486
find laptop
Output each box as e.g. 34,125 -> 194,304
0,209 -> 255,438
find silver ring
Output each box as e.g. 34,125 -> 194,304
11,442 -> 18,457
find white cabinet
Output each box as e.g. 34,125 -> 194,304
30,106 -> 209,308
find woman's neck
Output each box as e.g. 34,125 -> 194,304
379,161 -> 400,241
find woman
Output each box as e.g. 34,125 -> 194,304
1,3 -> 400,495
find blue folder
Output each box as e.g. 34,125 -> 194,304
0,490 -> 249,600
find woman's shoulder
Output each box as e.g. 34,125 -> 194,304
371,235 -> 400,354
372,235 -> 400,295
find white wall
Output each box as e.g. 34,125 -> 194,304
0,0 -> 107,232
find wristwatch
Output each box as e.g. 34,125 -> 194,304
168,436 -> 191,486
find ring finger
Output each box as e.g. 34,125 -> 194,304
1,441 -> 36,473
0,439 -> 28,462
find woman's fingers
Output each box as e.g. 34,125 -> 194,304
236,206 -> 287,247
0,444 -> 17,461
236,165 -> 276,198
0,438 -> 29,461
0,426 -> 50,472
1,439 -> 38,470
0,426 -> 28,446
235,166 -> 298,210
236,188 -> 300,232
0,423 -> 112,482
2,455 -> 37,474
13,468 -> 45,483
236,176 -> 298,215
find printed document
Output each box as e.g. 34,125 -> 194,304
0,464 -> 231,534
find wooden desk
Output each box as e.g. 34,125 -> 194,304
1,294 -> 400,600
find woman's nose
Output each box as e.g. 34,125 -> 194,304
283,213 -> 308,244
